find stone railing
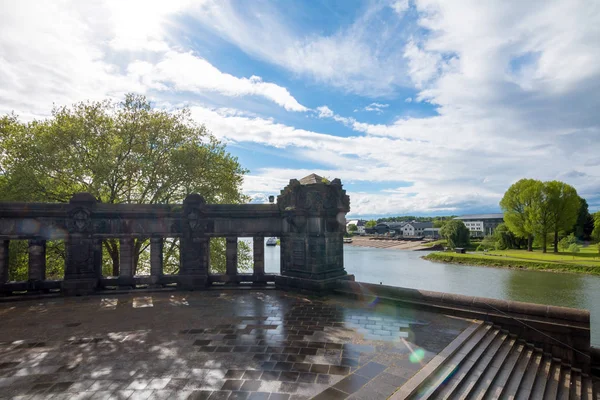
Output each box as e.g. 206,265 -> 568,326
0,175 -> 353,295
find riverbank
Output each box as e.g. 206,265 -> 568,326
347,236 -> 437,251
424,251 -> 600,275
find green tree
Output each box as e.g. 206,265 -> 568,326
500,179 -> 543,251
365,220 -> 377,228
347,224 -> 358,233
544,181 -> 580,253
558,233 -> 577,252
493,223 -> 517,250
592,211 -> 600,244
0,94 -> 248,275
568,243 -> 580,258
440,220 -> 470,249
573,197 -> 594,240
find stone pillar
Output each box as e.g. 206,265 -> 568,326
253,237 -> 265,284
179,194 -> 210,289
275,175 -> 354,291
226,237 -> 238,284
0,240 -> 9,287
119,238 -> 135,287
63,192 -> 99,295
93,239 -> 103,279
28,239 -> 46,284
150,237 -> 163,286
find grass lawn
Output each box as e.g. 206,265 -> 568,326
423,246 -> 600,275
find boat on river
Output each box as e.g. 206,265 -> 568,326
343,237 -> 353,243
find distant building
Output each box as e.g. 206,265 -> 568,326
454,213 -> 504,237
401,222 -> 433,237
423,228 -> 441,239
373,221 -> 407,235
346,219 -> 366,234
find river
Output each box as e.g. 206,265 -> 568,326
262,244 -> 600,346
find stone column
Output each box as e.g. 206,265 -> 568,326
63,193 -> 99,295
150,237 -> 163,287
253,237 -> 265,284
226,237 -> 238,284
275,175 -> 353,291
28,239 -> 46,290
119,238 -> 135,287
179,194 -> 210,289
93,239 -> 103,279
0,240 -> 9,287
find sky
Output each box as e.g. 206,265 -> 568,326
1,0 -> 599,218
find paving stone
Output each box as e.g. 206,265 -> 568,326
0,291 -> 470,400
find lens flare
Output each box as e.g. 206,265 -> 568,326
409,348 -> 425,363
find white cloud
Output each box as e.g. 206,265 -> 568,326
405,97 -> 412,102
391,0 -> 410,16
188,1 -> 411,96
363,103 -> 389,113
128,52 -> 307,111
316,106 -> 334,118
0,0 -> 305,117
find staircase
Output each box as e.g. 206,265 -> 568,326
392,322 -> 599,400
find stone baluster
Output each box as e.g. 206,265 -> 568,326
0,240 -> 9,287
226,237 -> 238,284
28,239 -> 46,290
119,238 -> 135,287
150,237 -> 163,287
253,237 -> 266,285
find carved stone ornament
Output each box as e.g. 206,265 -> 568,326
188,209 -> 200,230
68,208 -> 91,233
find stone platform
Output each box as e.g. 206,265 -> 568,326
0,289 -> 472,400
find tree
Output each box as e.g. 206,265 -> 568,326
558,233 -> 577,252
568,243 -> 580,258
365,220 -> 377,228
592,211 -> 600,244
493,223 -> 518,250
0,94 -> 248,275
347,224 -> 358,233
440,220 -> 470,249
500,179 -> 543,251
544,181 -> 580,253
573,197 -> 594,240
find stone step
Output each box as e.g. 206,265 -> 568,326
529,354 -> 553,399
404,323 -> 492,400
511,350 -> 542,400
556,364 -> 570,400
500,345 -> 541,400
431,327 -> 503,399
468,334 -> 517,400
485,341 -> 527,400
543,359 -> 561,400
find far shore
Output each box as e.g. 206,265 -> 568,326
423,251 -> 600,276
346,236 -> 442,251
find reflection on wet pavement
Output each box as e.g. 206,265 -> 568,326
0,290 -> 471,399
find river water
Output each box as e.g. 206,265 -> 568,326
262,244 -> 600,346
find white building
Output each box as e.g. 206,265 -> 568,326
454,214 -> 504,237
346,219 -> 366,234
401,222 -> 433,237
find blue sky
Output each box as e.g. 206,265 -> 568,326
1,0 -> 599,218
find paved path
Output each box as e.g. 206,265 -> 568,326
0,290 -> 471,399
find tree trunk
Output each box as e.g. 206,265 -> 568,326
542,233 -> 547,253
104,239 -> 119,276
553,228 -> 559,253
527,235 -> 533,251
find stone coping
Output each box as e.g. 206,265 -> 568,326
336,280 -> 590,326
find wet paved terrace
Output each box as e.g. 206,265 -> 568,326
0,289 -> 472,400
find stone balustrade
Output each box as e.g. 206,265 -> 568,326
0,175 -> 353,295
